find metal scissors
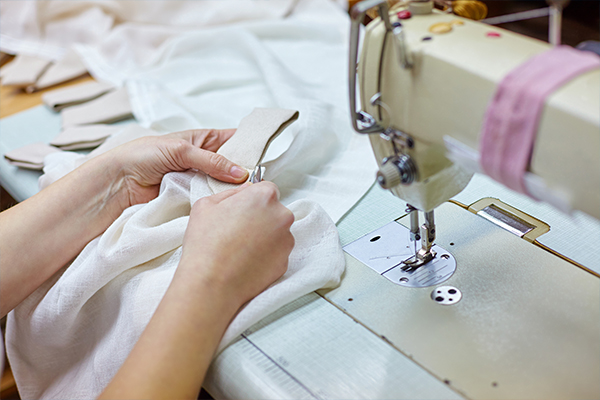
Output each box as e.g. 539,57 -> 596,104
249,164 -> 265,183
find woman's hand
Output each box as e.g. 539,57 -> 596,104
178,181 -> 295,309
101,128 -> 249,210
0,127 -> 249,317
100,181 -> 295,399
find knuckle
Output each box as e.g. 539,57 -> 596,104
171,139 -> 193,163
208,153 -> 230,173
191,196 -> 211,213
172,138 -> 191,152
256,181 -> 280,201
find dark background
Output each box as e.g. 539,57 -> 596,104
483,0 -> 599,46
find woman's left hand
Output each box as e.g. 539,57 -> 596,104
100,128 -> 249,210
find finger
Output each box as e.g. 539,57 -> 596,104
253,181 -> 281,201
172,129 -> 236,152
184,147 -> 249,183
203,182 -> 251,204
203,129 -> 236,151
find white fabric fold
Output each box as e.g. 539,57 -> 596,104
0,1 -> 297,61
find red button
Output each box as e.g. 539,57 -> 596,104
397,10 -> 412,19
486,32 -> 501,38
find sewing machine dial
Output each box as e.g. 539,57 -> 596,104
344,221 -> 456,288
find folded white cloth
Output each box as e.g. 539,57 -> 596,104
42,80 -> 115,111
7,110 -> 345,399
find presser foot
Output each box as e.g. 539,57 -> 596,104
401,249 -> 437,272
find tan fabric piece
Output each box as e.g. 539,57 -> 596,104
207,107 -> 299,194
42,81 -> 115,111
61,87 -> 133,128
50,124 -> 123,150
1,54 -> 51,87
33,48 -> 88,91
55,140 -> 105,151
4,142 -> 61,170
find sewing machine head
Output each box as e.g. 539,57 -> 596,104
349,0 -> 600,264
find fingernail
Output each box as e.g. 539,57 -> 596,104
230,166 -> 248,179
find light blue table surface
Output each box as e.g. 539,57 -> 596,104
0,105 -> 62,201
0,105 -> 134,201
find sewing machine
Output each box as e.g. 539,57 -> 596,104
349,0 -> 599,265
204,2 -> 599,399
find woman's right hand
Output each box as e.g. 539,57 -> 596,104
100,181 -> 295,399
178,181 -> 295,311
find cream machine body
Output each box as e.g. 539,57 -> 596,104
349,0 -> 600,268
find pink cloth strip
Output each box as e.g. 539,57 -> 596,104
480,45 -> 600,196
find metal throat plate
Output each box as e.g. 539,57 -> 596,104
343,221 -> 456,287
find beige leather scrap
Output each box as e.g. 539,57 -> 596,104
34,49 -> 88,91
61,87 -> 133,128
207,108 -> 299,194
50,124 -> 123,150
1,54 -> 51,87
4,142 -> 61,170
43,81 -> 115,111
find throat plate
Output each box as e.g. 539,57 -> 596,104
343,221 -> 456,287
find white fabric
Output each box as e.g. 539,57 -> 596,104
0,1 -> 298,60
104,1 -> 374,222
8,116 -> 345,399
39,0 -> 376,222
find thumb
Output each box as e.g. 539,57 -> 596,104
186,147 -> 248,183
